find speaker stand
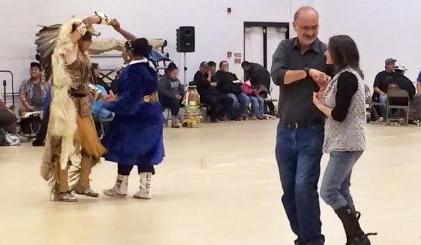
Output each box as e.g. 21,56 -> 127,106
183,52 -> 187,85
2,80 -> 6,105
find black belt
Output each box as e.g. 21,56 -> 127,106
280,119 -> 324,129
69,91 -> 88,98
70,93 -> 88,98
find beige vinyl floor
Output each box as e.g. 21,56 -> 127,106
0,120 -> 420,245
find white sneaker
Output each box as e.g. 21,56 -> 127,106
133,172 -> 152,199
103,175 -> 129,198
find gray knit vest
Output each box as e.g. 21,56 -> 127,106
323,68 -> 366,153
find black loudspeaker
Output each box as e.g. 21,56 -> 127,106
176,26 -> 195,52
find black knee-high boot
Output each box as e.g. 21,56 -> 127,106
335,207 -> 371,245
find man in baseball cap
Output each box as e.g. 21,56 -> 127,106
385,58 -> 397,66
372,58 -> 397,118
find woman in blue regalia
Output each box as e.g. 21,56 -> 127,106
102,38 -> 164,199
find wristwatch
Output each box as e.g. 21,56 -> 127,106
304,67 -> 310,77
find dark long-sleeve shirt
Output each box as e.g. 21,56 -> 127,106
214,71 -> 241,94
194,71 -> 218,97
372,71 -> 415,100
393,73 -> 416,99
331,72 -> 358,122
372,70 -> 394,101
244,62 -> 271,90
270,37 -> 328,124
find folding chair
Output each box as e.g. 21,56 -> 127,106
386,86 -> 410,125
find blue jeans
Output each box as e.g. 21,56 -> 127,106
275,123 -> 325,244
227,93 -> 250,119
320,151 -> 363,210
379,94 -> 388,118
249,95 -> 264,117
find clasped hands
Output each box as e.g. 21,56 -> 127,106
308,68 -> 330,109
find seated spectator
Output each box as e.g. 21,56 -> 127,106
92,63 -> 111,93
194,62 -> 233,122
0,99 -> 18,134
158,62 -> 184,128
208,61 -> 217,76
208,61 -> 233,121
384,65 -> 416,122
241,61 -> 275,115
214,60 -> 250,120
372,58 -> 396,118
90,63 -> 113,119
91,84 -> 113,139
19,62 -> 49,136
19,62 -> 49,113
91,84 -> 113,119
392,64 -> 416,99
242,80 -> 265,119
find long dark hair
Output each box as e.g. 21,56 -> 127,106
91,63 -> 99,82
328,35 -> 364,78
125,38 -> 152,58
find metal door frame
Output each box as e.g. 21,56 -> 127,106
243,22 -> 289,68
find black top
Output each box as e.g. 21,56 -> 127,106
372,71 -> 416,100
331,72 -> 358,122
194,71 -> 219,97
245,62 -> 271,91
214,70 -> 241,95
271,37 -> 328,124
392,73 -> 416,99
372,70 -> 394,100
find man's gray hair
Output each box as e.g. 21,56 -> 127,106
294,6 -> 319,22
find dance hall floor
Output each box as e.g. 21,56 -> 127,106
0,120 -> 420,245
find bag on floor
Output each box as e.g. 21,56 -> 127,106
5,133 -> 20,146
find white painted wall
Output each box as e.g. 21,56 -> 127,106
315,0 -> 421,86
6,0 -> 416,97
0,0 -> 302,95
